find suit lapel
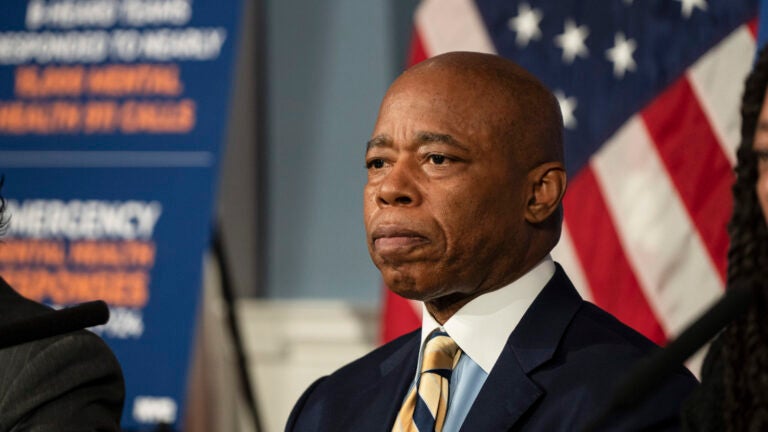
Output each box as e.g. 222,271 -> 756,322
460,265 -> 583,431
459,345 -> 543,431
377,333 -> 420,428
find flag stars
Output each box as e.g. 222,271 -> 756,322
676,0 -> 707,19
555,91 -> 578,130
554,19 -> 589,63
606,32 -> 637,78
508,3 -> 543,47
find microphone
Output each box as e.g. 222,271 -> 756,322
584,283 -> 753,431
0,300 -> 110,350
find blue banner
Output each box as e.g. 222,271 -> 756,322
0,0 -> 242,429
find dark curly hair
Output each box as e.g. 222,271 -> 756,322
721,44 -> 768,431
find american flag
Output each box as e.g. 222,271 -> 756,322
381,0 -> 758,374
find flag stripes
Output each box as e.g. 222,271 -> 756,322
687,26 -> 757,165
564,166 -> 667,344
591,117 -> 723,339
380,0 -> 757,368
642,78 -> 733,282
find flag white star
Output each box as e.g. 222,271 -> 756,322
676,0 -> 707,18
508,3 -> 543,47
555,90 -> 578,130
554,19 -> 589,64
605,32 -> 637,78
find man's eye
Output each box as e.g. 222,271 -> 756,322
428,154 -> 447,165
366,159 -> 385,169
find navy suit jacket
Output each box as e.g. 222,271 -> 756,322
286,266 -> 698,431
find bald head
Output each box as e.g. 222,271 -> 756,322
391,51 -> 564,170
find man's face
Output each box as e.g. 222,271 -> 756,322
754,89 -> 768,225
363,72 -> 532,303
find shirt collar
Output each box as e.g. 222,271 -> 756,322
420,256 -> 555,373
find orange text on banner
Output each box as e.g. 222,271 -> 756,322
0,240 -> 66,266
68,240 -> 156,268
0,99 -> 196,134
15,64 -> 183,98
1,268 -> 150,308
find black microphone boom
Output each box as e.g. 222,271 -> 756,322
0,300 -> 110,350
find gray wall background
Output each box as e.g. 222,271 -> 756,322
218,0 -> 419,305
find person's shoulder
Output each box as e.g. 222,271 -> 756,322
536,265 -> 663,357
40,327 -> 120,362
544,300 -> 696,388
297,329 -> 418,399
286,329 -> 419,430
520,300 -> 697,430
320,328 -> 419,386
0,329 -> 124,431
0,327 -> 123,394
568,300 -> 663,355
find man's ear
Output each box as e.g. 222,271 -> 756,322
525,162 -> 567,224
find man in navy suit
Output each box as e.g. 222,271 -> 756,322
286,52 -> 697,431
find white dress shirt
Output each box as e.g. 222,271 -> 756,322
412,256 -> 556,431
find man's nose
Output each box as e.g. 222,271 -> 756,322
377,162 -> 420,207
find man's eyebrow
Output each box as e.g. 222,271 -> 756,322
759,120 -> 768,132
365,132 -> 470,153
415,131 -> 470,151
366,135 -> 391,152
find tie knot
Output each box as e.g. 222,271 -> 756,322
422,331 -> 461,373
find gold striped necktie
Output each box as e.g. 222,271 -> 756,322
392,330 -> 462,432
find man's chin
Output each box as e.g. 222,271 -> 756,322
387,285 -> 430,302
376,261 -> 444,299
381,273 -> 435,302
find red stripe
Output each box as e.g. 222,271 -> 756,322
641,78 -> 732,283
748,18 -> 758,40
381,289 -> 421,344
408,27 -> 429,67
564,168 -> 668,345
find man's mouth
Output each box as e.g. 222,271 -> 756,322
371,226 -> 429,254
